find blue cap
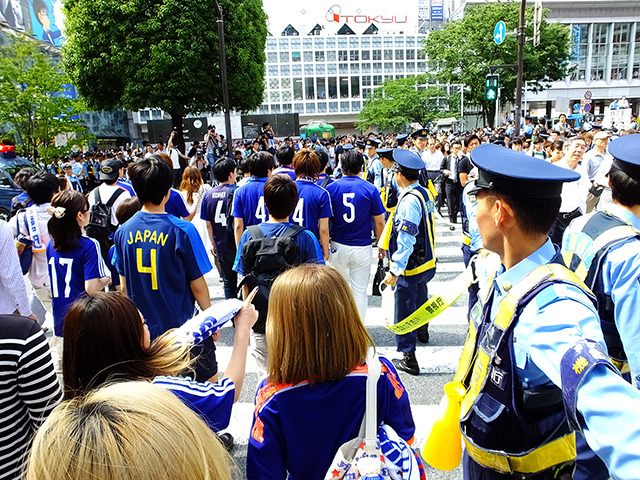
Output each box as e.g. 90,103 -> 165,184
411,129 -> 429,139
365,138 -> 380,147
377,148 -> 394,160
609,135 -> 640,179
396,134 -> 408,146
392,149 -> 424,170
310,136 -> 318,142
342,144 -> 354,150
356,140 -> 365,149
469,143 -> 580,199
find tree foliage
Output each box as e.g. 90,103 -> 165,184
0,35 -> 89,161
357,75 -> 453,132
424,1 -> 571,126
62,0 -> 267,146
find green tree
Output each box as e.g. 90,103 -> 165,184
62,0 -> 267,150
424,1 -> 571,127
0,36 -> 89,161
357,75 -> 452,132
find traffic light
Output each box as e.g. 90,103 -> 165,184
485,74 -> 499,101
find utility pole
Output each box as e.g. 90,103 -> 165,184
514,0 -> 526,137
213,0 -> 233,157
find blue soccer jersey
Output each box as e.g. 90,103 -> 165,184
232,177 -> 269,227
326,176 -> 386,246
201,184 -> 236,254
165,188 -> 190,218
291,179 -> 333,239
46,236 -> 108,336
117,179 -> 136,196
113,211 -> 212,339
272,166 -> 296,181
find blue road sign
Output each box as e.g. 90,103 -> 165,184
584,103 -> 592,113
494,21 -> 506,45
573,103 -> 581,112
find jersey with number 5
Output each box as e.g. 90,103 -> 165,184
113,211 -> 212,339
232,177 -> 269,227
201,184 -> 236,253
326,176 -> 386,246
46,236 -> 109,336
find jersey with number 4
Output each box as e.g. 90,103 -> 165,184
326,176 -> 386,246
232,177 -> 269,227
201,184 -> 235,254
46,236 -> 109,336
113,211 -> 212,339
291,179 -> 333,240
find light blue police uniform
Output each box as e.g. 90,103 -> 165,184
389,183 -> 425,277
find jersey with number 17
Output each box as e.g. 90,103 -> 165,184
326,176 -> 386,246
201,184 -> 235,254
232,177 -> 269,227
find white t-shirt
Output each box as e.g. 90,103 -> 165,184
9,205 -> 52,289
168,148 -> 181,169
88,183 -> 131,227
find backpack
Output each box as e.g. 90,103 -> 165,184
85,187 -> 125,262
239,224 -> 304,334
15,212 -> 33,275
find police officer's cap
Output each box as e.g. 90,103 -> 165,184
377,148 -> 394,161
356,140 -> 365,148
609,135 -> 640,180
396,134 -> 408,146
469,143 -> 579,199
411,129 -> 429,139
342,144 -> 355,151
365,138 -> 380,148
392,149 -> 424,170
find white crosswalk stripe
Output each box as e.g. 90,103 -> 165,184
206,213 -> 467,479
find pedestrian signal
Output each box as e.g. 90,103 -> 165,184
485,74 -> 499,101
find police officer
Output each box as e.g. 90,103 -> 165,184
458,143 -> 640,480
382,149 -> 436,375
364,138 -> 382,190
561,134 -> 640,480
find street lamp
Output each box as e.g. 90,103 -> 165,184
212,0 -> 233,157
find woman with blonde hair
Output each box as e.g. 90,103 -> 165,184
180,165 -> 213,256
247,264 -> 415,480
24,381 -> 235,480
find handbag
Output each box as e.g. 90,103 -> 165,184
15,213 -> 33,275
324,352 -> 426,480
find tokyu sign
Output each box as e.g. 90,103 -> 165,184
326,5 -> 407,24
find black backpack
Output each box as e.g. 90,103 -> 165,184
239,224 -> 304,333
85,187 -> 125,262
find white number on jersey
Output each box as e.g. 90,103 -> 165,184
214,200 -> 226,226
343,193 -> 356,223
49,257 -> 74,298
255,196 -> 267,223
292,198 -> 305,226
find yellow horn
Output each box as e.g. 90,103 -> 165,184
422,381 -> 466,471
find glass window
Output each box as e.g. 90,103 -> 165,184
406,49 -> 415,60
271,104 -> 281,113
372,37 -> 382,47
384,50 -> 393,60
634,27 -> 640,79
282,91 -> 292,101
384,37 -> 393,47
384,62 -> 394,72
362,88 -> 371,99
290,38 -> 301,48
327,51 -> 337,62
280,65 -> 290,76
304,51 -> 313,62
305,78 -> 315,99
315,51 -> 325,62
270,91 -> 280,102
349,37 -> 359,48
317,102 -> 327,113
351,63 -> 360,73
351,77 -> 360,97
406,62 -> 416,73
259,104 -> 269,113
316,64 -> 325,75
329,102 -> 339,113
328,63 -> 337,74
373,62 -> 382,73
395,75 -> 404,80
338,37 -> 347,48
362,76 -> 372,86
269,79 -> 279,89
292,51 -> 301,62
362,63 -> 371,73
361,37 -> 370,48
267,52 -> 278,63
339,50 -> 348,61
395,50 -> 404,60
417,49 -> 426,59
280,52 -> 289,63
395,37 -> 404,47
417,61 -> 425,72
570,24 -> 589,81
385,75 -> 393,81
362,51 -> 370,60
268,65 -> 278,76
303,38 -> 313,49
279,38 -> 289,49
293,78 -> 303,100
317,78 -> 326,99
406,37 -> 415,47
372,50 -> 382,60
340,101 -> 350,112
304,64 -> 314,75
293,64 -> 302,75
591,24 -> 610,80
294,103 -> 304,112
340,77 -> 349,98
314,37 -> 324,48
306,103 -> 316,113
373,75 -> 383,86
282,78 -> 291,88
328,77 -> 337,99
396,63 -> 404,72
352,101 -> 361,110
350,50 -> 359,61
326,38 -> 336,48
282,103 -> 292,112
611,23 -> 631,80
339,63 -> 349,74
267,38 -> 277,50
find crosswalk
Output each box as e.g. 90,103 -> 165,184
206,215 -> 468,479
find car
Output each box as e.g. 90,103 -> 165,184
0,144 -> 36,221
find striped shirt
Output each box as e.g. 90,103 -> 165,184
0,315 -> 62,480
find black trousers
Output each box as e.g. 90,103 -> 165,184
445,180 -> 461,223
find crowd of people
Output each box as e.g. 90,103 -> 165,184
0,112 -> 640,480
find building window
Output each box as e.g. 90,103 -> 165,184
384,50 -> 393,60
372,50 -> 382,60
329,102 -> 339,113
267,39 -> 276,50
270,91 -> 280,102
396,63 -> 405,72
292,64 -> 302,75
282,91 -> 292,101
338,37 -> 347,48
280,65 -> 290,76
351,77 -> 360,97
339,63 -> 349,74
417,61 -> 426,71
303,38 -> 313,49
292,51 -> 301,62
406,37 -> 415,47
362,76 -> 372,86
315,51 -> 325,62
373,62 -> 382,73
328,63 -> 337,74
282,103 -> 292,112
280,52 -> 289,63
328,77 -> 337,99
279,38 -> 289,49
373,75 -> 383,86
340,101 -> 350,112
350,50 -> 359,61
293,78 -> 303,100
372,37 -> 382,47
269,79 -> 279,89
291,38 -> 301,48
326,38 -> 336,48
294,103 -> 304,112
317,78 -> 326,99
271,104 -> 281,113
316,64 -> 325,75
338,50 -> 348,61
384,62 -> 394,73
349,37 -> 359,48
395,37 -> 404,47
306,103 -> 316,113
406,49 -> 415,60
406,62 -> 416,73
591,23 -> 609,81
395,50 -> 404,60
327,51 -> 337,62
385,75 -> 393,81
634,27 -> 640,79
362,51 -> 371,61
317,102 -> 327,113
363,88 -> 371,98
395,75 -> 404,80
384,37 -> 393,47
282,78 -> 291,88
304,64 -> 314,75
267,52 -> 278,63
259,104 -> 269,113
305,78 -> 315,100
352,101 -> 361,110
569,24 -> 588,81
361,37 -> 370,48
611,23 -> 631,80
362,63 -> 371,73
304,51 -> 313,62
314,37 -> 324,48
417,49 -> 426,59
350,63 -> 360,74
268,65 -> 278,76
340,77 -> 349,98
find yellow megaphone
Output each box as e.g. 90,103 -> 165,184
422,381 -> 466,471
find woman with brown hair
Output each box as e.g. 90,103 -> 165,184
180,165 -> 213,255
246,264 -> 415,480
62,290 -> 257,435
